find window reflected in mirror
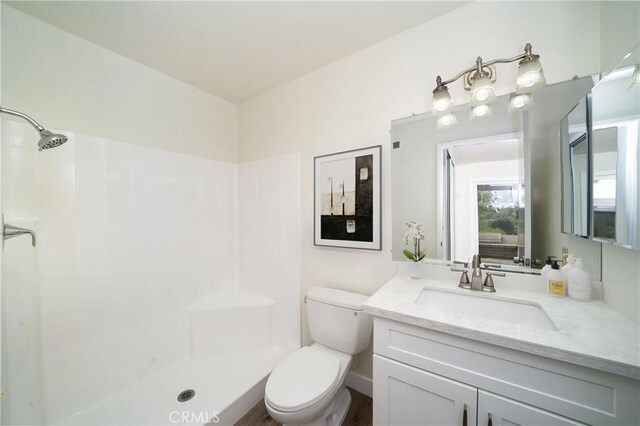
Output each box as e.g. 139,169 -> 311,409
476,183 -> 523,265
592,127 -> 618,241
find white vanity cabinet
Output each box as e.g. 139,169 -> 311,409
372,318 -> 639,426
477,391 -> 584,426
374,355 -> 477,426
374,356 -> 585,426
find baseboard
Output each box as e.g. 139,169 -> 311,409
345,370 -> 373,398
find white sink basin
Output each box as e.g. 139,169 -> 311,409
415,288 -> 558,332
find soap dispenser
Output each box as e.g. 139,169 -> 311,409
561,254 -> 575,281
568,258 -> 591,301
541,256 -> 555,284
547,260 -> 566,297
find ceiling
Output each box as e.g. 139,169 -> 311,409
8,1 -> 468,103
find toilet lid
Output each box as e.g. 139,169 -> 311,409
265,347 -> 341,412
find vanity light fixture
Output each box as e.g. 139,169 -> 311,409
470,104 -> 492,120
631,64 -> 640,87
515,54 -> 546,92
508,92 -> 532,111
469,72 -> 496,106
437,112 -> 458,129
431,43 -> 545,127
432,83 -> 454,113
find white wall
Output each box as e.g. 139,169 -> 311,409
1,5 -> 238,162
238,1 -> 604,378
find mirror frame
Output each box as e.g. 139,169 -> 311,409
560,96 -> 592,239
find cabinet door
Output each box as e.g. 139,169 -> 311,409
373,355 -> 477,426
478,390 -> 586,426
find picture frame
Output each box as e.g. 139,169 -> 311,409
314,145 -> 381,250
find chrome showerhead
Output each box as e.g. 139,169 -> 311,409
0,106 -> 68,151
38,129 -> 68,151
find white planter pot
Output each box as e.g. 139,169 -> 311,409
410,261 -> 422,279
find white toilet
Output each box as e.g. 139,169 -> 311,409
264,287 -> 373,426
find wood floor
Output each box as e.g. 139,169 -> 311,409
235,387 -> 372,426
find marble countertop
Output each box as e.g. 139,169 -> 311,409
364,275 -> 640,380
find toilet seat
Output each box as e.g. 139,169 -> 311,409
265,347 -> 341,412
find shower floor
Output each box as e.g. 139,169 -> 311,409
56,346 -> 295,426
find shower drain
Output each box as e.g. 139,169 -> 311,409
177,389 -> 195,402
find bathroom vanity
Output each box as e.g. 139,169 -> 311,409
364,274 -> 640,426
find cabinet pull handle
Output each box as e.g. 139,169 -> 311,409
462,404 -> 467,426
488,412 -> 493,426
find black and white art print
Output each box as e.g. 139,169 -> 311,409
314,146 -> 381,250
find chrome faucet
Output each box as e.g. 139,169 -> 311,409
2,214 -> 36,247
469,254 -> 484,291
451,254 -> 504,292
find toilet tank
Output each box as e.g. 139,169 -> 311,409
306,287 -> 373,355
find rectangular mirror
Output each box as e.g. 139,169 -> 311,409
391,77 -> 602,279
590,44 -> 640,249
561,97 -> 590,237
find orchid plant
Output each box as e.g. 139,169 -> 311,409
403,221 -> 426,262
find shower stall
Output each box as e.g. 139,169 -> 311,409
0,117 -> 301,425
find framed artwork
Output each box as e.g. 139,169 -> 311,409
314,145 -> 381,250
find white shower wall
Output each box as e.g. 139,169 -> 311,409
1,119 -> 300,424
238,153 -> 301,349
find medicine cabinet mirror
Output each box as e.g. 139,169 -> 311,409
560,44 -> 640,250
590,44 -> 640,250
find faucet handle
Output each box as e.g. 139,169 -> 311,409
483,271 -> 505,292
451,267 -> 471,289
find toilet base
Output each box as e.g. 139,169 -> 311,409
283,387 -> 351,426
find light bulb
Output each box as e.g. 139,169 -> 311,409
469,73 -> 495,106
437,112 -> 458,129
432,87 -> 453,114
508,93 -> 532,112
630,64 -> 640,87
516,56 -> 546,93
470,104 -> 492,120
